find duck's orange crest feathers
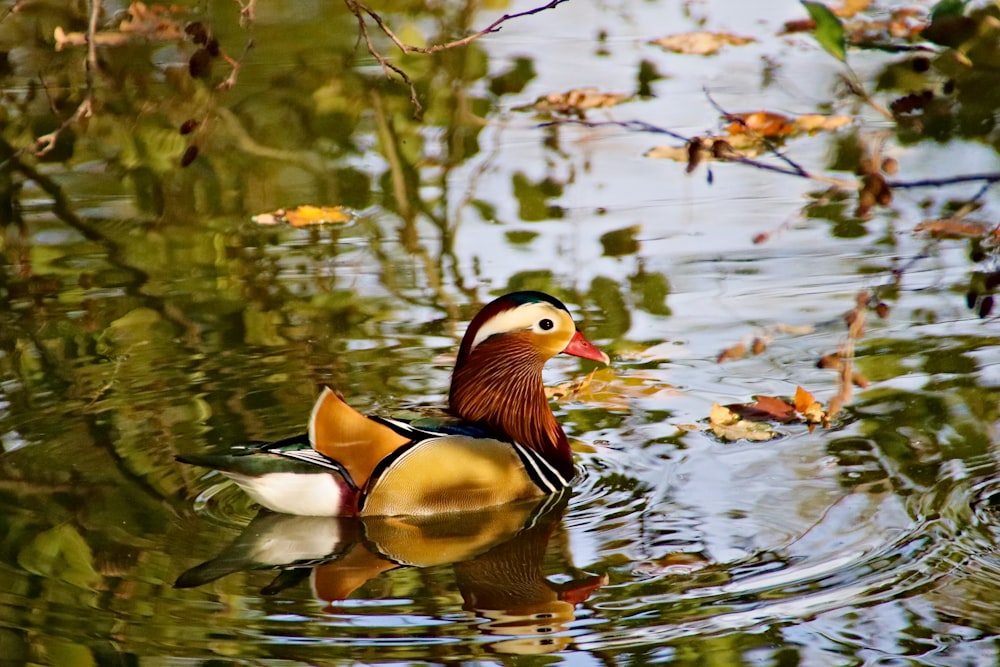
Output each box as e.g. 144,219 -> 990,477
308,387 -> 410,489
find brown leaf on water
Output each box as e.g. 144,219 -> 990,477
525,88 -> 629,116
794,386 -> 826,423
709,403 -> 778,442
726,111 -> 795,138
914,219 -> 992,239
252,205 -> 353,227
727,395 -> 798,423
651,31 -> 756,56
793,386 -> 816,413
717,342 -> 747,363
782,19 -> 816,34
817,353 -> 842,370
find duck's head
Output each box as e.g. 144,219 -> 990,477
450,291 -> 608,477
455,291 -> 609,371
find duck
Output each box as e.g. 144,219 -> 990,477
176,291 -> 609,517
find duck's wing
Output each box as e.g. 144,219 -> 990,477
308,387 -> 413,490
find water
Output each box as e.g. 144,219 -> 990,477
2,0 -> 1000,664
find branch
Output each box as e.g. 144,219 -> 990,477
542,117 -> 1000,192
341,0 -> 569,116
34,0 -> 100,156
357,0 -> 570,55
344,0 -> 422,118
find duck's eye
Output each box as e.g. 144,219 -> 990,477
539,318 -> 554,331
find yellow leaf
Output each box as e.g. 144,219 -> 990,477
252,205 -> 353,227
726,111 -> 795,138
794,113 -> 853,133
708,403 -> 778,442
527,88 -> 630,116
650,31 -> 756,56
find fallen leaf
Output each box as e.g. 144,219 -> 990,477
709,403 -> 779,442
794,113 -> 853,132
795,385 -> 827,424
726,111 -> 795,138
914,219 -> 992,239
727,395 -> 798,423
650,31 -> 756,56
253,205 -> 353,227
525,88 -> 629,116
717,342 -> 748,363
546,368 -> 675,409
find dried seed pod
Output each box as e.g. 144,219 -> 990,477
181,145 -> 199,167
189,48 -> 212,79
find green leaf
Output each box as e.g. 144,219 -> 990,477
801,1 -> 847,62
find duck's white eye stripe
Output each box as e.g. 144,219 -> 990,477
469,303 -> 565,352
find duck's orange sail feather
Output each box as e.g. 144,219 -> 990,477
308,387 -> 410,489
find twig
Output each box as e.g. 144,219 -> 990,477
543,117 -> 1000,192
887,173 -> 1000,189
234,0 -> 256,26
827,291 -> 869,419
341,0 -> 569,116
357,0 -> 570,55
841,67 -> 894,121
34,0 -> 100,156
217,38 -> 254,90
344,0 -> 422,117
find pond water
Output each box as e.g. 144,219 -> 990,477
2,0 -> 1000,664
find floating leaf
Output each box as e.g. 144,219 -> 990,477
727,395 -> 798,423
253,205 -> 353,227
709,403 -> 778,442
726,111 -> 796,138
794,113 -> 853,132
914,219 -> 992,239
523,88 -> 630,116
716,342 -> 748,363
546,367 -> 676,410
794,386 -> 822,418
801,1 -> 847,61
650,31 -> 756,56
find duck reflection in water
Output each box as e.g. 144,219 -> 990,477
176,491 -> 606,653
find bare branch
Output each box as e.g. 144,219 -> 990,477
217,38 -> 254,90
34,0 -> 100,156
234,0 -> 257,27
341,0 -> 568,115
543,117 -> 1000,192
344,0 -> 422,117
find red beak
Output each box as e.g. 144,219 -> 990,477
562,330 -> 610,365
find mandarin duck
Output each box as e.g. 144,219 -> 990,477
176,291 -> 609,517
